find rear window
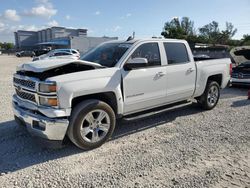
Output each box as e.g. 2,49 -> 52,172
164,43 -> 189,64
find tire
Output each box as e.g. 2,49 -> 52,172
67,100 -> 116,150
197,81 -> 220,110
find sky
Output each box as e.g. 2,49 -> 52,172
0,0 -> 250,43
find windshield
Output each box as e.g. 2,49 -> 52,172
81,42 -> 132,67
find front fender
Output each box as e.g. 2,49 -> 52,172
54,70 -> 124,114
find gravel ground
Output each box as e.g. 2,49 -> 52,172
0,55 -> 249,188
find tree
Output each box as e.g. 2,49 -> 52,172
161,17 -> 197,44
198,21 -> 220,44
0,42 -> 14,50
199,21 -> 237,45
219,22 -> 237,44
241,34 -> 250,46
161,17 -> 245,47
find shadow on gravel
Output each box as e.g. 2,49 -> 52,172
113,102 -> 201,141
0,102 -> 202,174
0,120 -> 82,174
0,87 -> 245,174
231,99 -> 250,108
220,87 -> 248,99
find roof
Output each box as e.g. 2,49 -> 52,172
104,38 -> 187,45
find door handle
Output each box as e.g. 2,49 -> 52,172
187,68 -> 195,73
156,72 -> 165,77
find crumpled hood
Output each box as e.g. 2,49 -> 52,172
17,58 -> 103,73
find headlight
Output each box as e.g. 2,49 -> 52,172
39,97 -> 58,107
39,82 -> 56,93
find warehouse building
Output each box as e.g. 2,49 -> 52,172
14,26 -> 118,53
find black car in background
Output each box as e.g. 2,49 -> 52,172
16,51 -> 35,57
231,61 -> 250,86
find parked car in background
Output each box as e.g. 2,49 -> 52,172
231,61 -> 250,86
33,50 -> 79,61
34,48 -> 51,56
16,51 -> 35,57
54,49 -> 80,58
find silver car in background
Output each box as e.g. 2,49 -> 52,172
33,49 -> 80,61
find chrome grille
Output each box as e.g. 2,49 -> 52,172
15,89 -> 36,103
13,77 -> 36,90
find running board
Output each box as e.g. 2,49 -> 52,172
123,100 -> 192,121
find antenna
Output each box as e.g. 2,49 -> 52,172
127,31 -> 135,41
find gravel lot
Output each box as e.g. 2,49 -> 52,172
0,55 -> 249,188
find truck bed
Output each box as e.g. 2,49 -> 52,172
194,58 -> 231,97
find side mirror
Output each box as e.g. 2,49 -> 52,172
124,58 -> 148,70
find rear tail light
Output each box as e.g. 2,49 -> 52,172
229,63 -> 233,76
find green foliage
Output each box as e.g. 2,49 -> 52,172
199,21 -> 237,45
161,17 -> 196,42
0,42 -> 14,50
161,17 -> 244,47
241,35 -> 250,46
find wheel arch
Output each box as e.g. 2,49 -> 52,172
206,74 -> 223,88
71,92 -> 118,116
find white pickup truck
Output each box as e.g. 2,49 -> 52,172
13,39 -> 231,149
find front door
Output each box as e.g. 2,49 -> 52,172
122,42 -> 167,114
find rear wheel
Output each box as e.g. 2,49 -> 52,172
67,100 -> 116,150
197,81 -> 220,110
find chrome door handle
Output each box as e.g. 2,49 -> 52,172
187,68 -> 195,73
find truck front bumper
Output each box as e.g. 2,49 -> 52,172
13,99 -> 69,141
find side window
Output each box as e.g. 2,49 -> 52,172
54,52 -> 68,56
131,43 -> 161,67
164,43 -> 189,65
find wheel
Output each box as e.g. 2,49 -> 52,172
197,81 -> 220,110
67,100 -> 116,150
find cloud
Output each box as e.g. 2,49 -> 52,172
23,25 -> 41,31
95,11 -> 100,16
0,24 -> 44,39
0,22 -> 5,31
36,0 -> 50,4
47,20 -> 59,27
24,5 -> 57,18
3,9 -> 21,22
126,13 -> 132,17
23,0 -> 57,19
65,15 -> 71,20
120,13 -> 132,19
112,25 -> 121,32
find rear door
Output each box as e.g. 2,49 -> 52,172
121,42 -> 167,114
163,42 -> 196,102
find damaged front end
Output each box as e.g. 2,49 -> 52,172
12,59 -> 103,144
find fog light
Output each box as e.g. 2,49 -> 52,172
39,97 -> 58,107
33,120 -> 46,131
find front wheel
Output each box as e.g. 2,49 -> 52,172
197,81 -> 220,110
67,100 -> 116,150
